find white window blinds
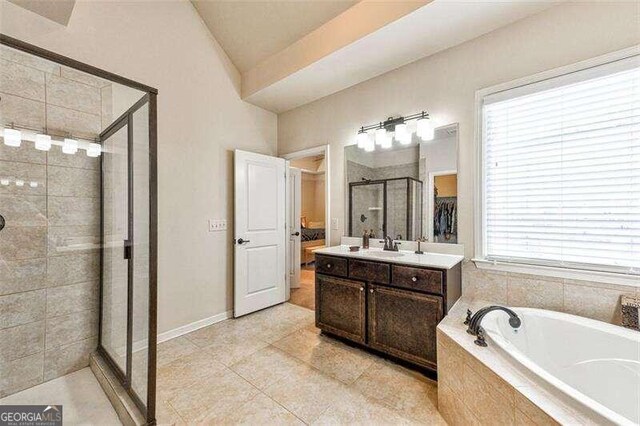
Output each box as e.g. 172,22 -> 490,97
482,56 -> 640,273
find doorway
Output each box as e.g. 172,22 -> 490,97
283,146 -> 330,311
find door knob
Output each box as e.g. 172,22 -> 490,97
291,231 -> 300,236
236,238 -> 250,245
0,214 -> 4,232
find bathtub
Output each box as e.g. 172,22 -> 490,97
482,308 -> 640,426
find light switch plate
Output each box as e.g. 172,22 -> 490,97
331,218 -> 339,230
208,219 -> 228,232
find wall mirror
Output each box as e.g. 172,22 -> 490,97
345,123 -> 458,243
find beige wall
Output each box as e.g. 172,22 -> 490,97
278,1 -> 640,260
301,173 -> 325,224
0,0 -> 277,334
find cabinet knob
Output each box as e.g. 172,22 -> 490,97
326,264 -> 332,268
412,276 -> 418,282
360,287 -> 364,291
369,288 -> 374,293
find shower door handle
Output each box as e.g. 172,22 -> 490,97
123,239 -> 132,260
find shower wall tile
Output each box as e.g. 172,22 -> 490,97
46,281 -> 99,317
61,67 -> 110,89
0,321 -> 44,362
0,92 -> 46,129
0,194 -> 47,226
44,336 -> 97,381
0,352 -> 44,398
45,74 -> 101,115
0,290 -> 46,329
47,253 -> 99,287
48,225 -> 100,256
46,104 -> 101,139
0,258 -> 46,296
1,46 -> 61,75
0,226 -> 47,260
47,166 -> 99,198
45,309 -> 98,349
0,160 -> 46,195
47,146 -> 100,170
0,59 -> 46,101
47,196 -> 99,226
0,140 -> 46,164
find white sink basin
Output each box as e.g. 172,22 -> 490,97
370,251 -> 405,258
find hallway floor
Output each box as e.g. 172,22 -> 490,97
290,265 -> 316,310
155,303 -> 444,424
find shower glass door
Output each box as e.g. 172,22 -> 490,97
99,96 -> 153,416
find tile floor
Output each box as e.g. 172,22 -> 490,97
0,368 -> 120,425
155,302 -> 444,425
290,265 -> 316,310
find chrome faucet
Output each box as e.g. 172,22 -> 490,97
383,236 -> 399,251
464,306 -> 522,347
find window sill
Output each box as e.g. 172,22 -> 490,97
472,258 -> 640,288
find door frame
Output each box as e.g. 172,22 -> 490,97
281,144 -> 331,246
0,34 -> 159,425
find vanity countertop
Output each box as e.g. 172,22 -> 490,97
314,245 -> 464,270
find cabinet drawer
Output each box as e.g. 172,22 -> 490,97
391,265 -> 443,294
349,259 -> 390,283
316,255 -> 348,277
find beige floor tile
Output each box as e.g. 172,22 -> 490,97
168,368 -> 260,423
204,331 -> 270,366
290,267 -> 315,310
263,363 -> 351,424
352,358 -> 440,423
230,346 -> 309,390
156,400 -> 186,425
184,319 -> 262,348
274,328 -> 376,384
157,336 -> 199,367
313,387 -> 422,425
156,350 -> 225,401
206,392 -> 304,425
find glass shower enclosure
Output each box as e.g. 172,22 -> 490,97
349,177 -> 423,241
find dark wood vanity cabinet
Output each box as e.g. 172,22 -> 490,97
315,254 -> 461,372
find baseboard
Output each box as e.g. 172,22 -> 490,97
157,310 -> 232,344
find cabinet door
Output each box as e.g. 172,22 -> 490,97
367,284 -> 443,369
316,274 -> 366,343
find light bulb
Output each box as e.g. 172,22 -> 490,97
3,128 -> 21,147
375,128 -> 387,146
35,134 -> 52,151
29,181 -> 38,188
364,135 -> 375,152
62,138 -> 78,155
0,179 -> 9,186
381,135 -> 393,149
86,143 -> 101,157
15,179 -> 24,187
417,117 -> 434,141
356,131 -> 368,149
395,123 -> 411,145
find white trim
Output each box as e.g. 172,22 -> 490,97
473,259 -> 639,288
281,144 -> 331,245
427,169 -> 457,243
473,45 -> 640,278
157,310 -> 232,344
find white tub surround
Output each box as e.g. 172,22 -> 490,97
483,308 -> 640,426
314,246 -> 464,270
437,298 -> 624,425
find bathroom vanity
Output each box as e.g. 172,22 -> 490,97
313,246 -> 463,372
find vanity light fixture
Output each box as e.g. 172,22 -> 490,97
62,138 -> 78,155
86,143 -> 101,157
3,128 -> 22,147
355,111 -> 432,150
35,133 -> 52,151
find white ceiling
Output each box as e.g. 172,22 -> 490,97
191,0 -> 358,72
245,0 -> 561,112
7,0 -> 76,25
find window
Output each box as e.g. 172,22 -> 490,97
479,54 -> 640,274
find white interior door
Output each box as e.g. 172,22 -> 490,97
288,167 -> 302,289
234,150 -> 286,317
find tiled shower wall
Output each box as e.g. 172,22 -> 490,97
0,47 -> 112,397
